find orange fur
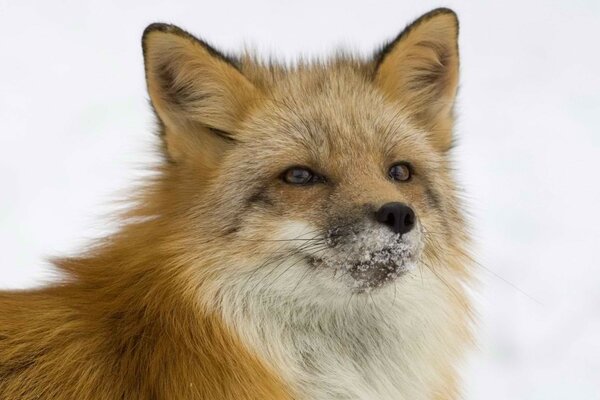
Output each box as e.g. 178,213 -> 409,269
0,219 -> 293,399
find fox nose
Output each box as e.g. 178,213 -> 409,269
375,202 -> 416,235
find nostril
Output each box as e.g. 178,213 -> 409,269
375,202 -> 416,235
385,214 -> 395,227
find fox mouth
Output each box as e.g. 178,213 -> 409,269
307,247 -> 418,291
347,250 -> 414,289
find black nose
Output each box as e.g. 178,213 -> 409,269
375,202 -> 416,235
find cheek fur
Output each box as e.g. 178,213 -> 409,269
275,220 -> 319,241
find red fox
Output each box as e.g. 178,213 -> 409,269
0,8 -> 473,399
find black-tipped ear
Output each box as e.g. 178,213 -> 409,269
374,8 -> 459,151
142,23 -> 260,162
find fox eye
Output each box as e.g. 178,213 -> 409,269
388,162 -> 412,182
282,167 -> 322,185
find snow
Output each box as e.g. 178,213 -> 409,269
1,1 -> 599,398
319,224 -> 419,290
322,223 -> 423,291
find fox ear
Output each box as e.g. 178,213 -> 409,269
142,23 -> 260,163
374,8 -> 459,151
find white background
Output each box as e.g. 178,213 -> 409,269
1,1 -> 599,398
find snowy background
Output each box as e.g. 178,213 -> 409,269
1,1 -> 599,398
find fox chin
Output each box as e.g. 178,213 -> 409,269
0,8 -> 474,400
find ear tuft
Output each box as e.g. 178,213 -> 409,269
374,8 -> 460,151
142,23 -> 241,80
374,8 -> 458,70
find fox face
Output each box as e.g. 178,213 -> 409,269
216,80 -> 447,293
142,9 -> 466,302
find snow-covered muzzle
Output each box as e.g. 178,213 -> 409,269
308,220 -> 424,291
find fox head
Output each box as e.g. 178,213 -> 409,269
139,8 -> 468,304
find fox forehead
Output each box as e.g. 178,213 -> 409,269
241,63 -> 414,142
232,66 -> 438,176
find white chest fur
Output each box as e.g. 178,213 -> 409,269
217,265 -> 467,400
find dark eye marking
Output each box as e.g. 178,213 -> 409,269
418,173 -> 443,211
424,186 -> 442,211
281,166 -> 326,185
247,185 -> 273,206
388,162 -> 412,182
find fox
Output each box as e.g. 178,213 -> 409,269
0,7 -> 474,400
